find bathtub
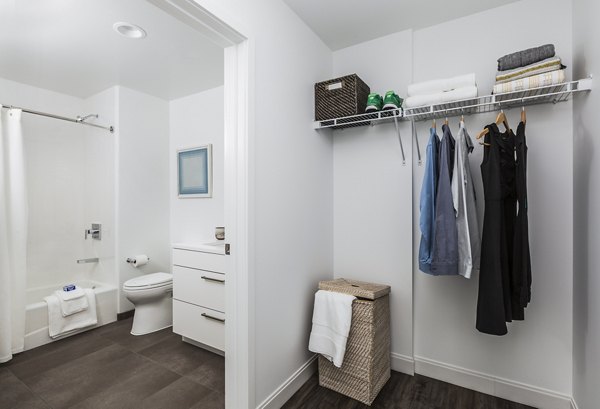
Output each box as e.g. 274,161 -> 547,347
24,281 -> 118,351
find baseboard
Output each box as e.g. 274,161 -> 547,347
256,355 -> 318,409
117,310 -> 134,321
181,336 -> 224,357
414,356 -> 572,409
391,352 -> 415,375
571,397 -> 580,409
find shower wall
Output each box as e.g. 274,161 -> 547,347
0,76 -> 117,289
83,87 -> 118,287
0,76 -> 171,314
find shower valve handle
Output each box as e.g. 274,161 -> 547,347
84,223 -> 102,240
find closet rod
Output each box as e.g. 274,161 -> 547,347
0,104 -> 114,133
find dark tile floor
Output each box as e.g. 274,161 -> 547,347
1,320 -> 535,409
0,318 -> 224,409
283,372 -> 536,409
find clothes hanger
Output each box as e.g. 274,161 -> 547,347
521,104 -> 527,126
477,108 -> 510,145
444,111 -> 449,126
476,108 -> 510,140
432,118 -> 436,130
496,109 -> 510,132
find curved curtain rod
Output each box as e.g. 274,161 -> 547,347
0,103 -> 114,133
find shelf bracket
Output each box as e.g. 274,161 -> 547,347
412,120 -> 422,166
393,115 -> 406,166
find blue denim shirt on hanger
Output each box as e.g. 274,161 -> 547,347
419,127 -> 440,274
430,124 -> 459,276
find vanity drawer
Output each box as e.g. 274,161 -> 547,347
173,248 -> 226,273
173,266 -> 225,312
173,300 -> 225,352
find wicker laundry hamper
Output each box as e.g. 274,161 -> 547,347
317,278 -> 391,406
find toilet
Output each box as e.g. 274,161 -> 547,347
123,272 -> 173,336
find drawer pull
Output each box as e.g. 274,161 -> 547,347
201,312 -> 225,323
201,275 -> 225,284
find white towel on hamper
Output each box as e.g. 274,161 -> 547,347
54,287 -> 89,317
404,86 -> 479,108
44,288 -> 98,339
308,290 -> 356,368
407,73 -> 476,97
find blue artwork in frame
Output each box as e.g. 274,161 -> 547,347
178,145 -> 212,198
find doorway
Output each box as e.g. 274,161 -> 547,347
147,1 -> 253,407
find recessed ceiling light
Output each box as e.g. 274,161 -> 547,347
113,22 -> 147,39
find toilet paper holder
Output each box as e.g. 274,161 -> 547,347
126,256 -> 150,264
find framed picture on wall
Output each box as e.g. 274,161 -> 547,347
177,145 -> 212,198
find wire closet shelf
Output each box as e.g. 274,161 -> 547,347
313,78 -> 593,129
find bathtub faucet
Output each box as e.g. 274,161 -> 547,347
77,258 -> 99,264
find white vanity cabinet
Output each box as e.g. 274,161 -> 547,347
172,243 -> 226,352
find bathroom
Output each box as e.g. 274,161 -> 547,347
0,0 -> 228,406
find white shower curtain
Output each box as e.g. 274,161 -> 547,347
0,107 -> 28,363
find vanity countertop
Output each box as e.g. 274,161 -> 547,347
172,242 -> 227,255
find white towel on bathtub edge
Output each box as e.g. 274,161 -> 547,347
308,290 -> 356,368
56,286 -> 85,301
44,288 -> 98,338
54,288 -> 89,317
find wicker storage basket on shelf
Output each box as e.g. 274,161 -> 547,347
317,278 -> 391,406
314,74 -> 370,122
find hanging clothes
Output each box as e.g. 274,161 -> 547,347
452,122 -> 481,279
418,127 -> 440,274
513,121 -> 532,309
477,121 -> 533,336
477,123 -> 515,335
430,124 -> 458,276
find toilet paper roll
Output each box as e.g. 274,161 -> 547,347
130,255 -> 149,268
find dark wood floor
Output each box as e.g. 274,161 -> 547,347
283,372 -> 536,409
0,318 -> 224,409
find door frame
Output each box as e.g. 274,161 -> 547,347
147,1 -> 254,407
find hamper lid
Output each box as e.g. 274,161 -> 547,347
318,278 -> 390,300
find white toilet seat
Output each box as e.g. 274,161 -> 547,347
123,272 -> 173,291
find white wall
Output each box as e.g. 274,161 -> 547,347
116,86 -> 170,312
330,0 -> 575,405
0,77 -> 101,289
247,4 -> 333,404
572,0 -> 600,407
332,30 -> 415,372
412,0 -> 574,400
191,0 -> 334,406
170,86 -> 224,244
83,87 -> 118,288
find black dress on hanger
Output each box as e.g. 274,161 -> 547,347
513,121 -> 532,310
476,123 -> 518,336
